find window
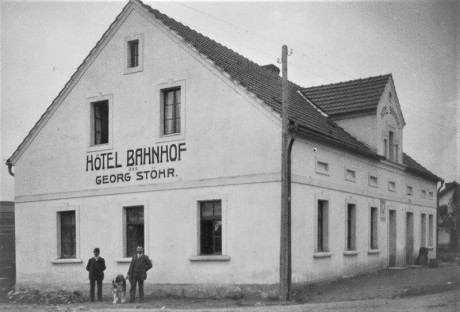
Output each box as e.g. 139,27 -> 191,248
384,139 -> 388,158
345,169 -> 356,182
316,200 -> 329,252
199,201 -> 222,255
125,206 -> 144,257
388,180 -> 396,192
389,131 -> 394,161
370,207 -> 378,250
315,159 -> 329,175
407,186 -> 413,196
428,215 -> 434,246
421,213 -> 427,247
428,191 -> 434,199
59,211 -> 76,259
346,204 -> 357,251
124,34 -> 143,74
395,144 -> 399,162
369,175 -> 378,187
162,88 -> 181,136
421,190 -> 426,198
90,100 -> 109,146
128,39 -> 139,68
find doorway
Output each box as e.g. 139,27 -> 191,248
406,212 -> 414,265
388,210 -> 397,267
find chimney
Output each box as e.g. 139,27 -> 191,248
262,64 -> 280,75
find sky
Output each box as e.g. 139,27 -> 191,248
1,0 -> 459,200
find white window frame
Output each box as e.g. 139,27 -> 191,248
124,34 -> 144,75
51,204 -> 82,264
313,194 -> 332,257
344,198 -> 358,255
86,94 -> 114,152
156,80 -> 186,143
190,193 -> 229,261
116,199 -> 150,262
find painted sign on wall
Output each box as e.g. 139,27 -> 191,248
85,142 -> 186,185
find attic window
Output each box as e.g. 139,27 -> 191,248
128,40 -> 139,68
91,100 -> 109,145
124,34 -> 144,74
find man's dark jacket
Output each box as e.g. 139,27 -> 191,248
86,257 -> 106,280
127,254 -> 152,281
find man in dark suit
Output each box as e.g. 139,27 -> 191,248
127,246 -> 152,303
86,248 -> 106,302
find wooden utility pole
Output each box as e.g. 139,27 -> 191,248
279,44 -> 292,301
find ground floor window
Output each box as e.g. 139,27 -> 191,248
346,203 -> 356,251
317,200 -> 329,252
421,213 -> 427,247
59,211 -> 76,259
428,214 -> 434,246
370,207 -> 378,250
125,206 -> 144,257
199,200 -> 222,255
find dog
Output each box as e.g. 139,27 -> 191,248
112,274 -> 127,303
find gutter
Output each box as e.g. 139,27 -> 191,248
6,160 -> 14,177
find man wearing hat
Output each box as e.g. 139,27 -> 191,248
127,246 -> 152,303
86,248 -> 106,302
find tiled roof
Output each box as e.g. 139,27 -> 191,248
403,153 -> 440,181
138,0 -> 376,157
300,74 -> 391,117
6,0 -> 441,182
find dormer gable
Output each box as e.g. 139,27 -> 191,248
300,74 -> 406,164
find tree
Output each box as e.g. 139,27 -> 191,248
439,197 -> 458,251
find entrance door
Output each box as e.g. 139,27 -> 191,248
388,210 -> 397,267
406,212 -> 414,265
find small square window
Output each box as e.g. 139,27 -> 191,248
421,190 -> 426,198
388,181 -> 396,192
315,159 -> 329,175
369,175 -> 378,187
345,169 -> 356,182
406,186 -> 413,196
428,191 -> 434,199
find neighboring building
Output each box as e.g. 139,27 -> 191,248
0,201 -> 15,291
439,181 -> 460,250
6,0 -> 441,294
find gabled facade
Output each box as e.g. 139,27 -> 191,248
7,0 -> 441,295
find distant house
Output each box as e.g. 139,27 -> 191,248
0,201 -> 15,290
6,0 -> 441,295
439,181 -> 460,250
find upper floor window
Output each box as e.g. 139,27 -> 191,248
388,180 -> 396,192
315,159 -> 330,176
128,39 -> 139,68
91,100 -> 109,146
421,190 -> 427,198
406,185 -> 413,196
345,168 -> 356,182
395,144 -> 399,162
369,174 -> 378,188
389,131 -> 395,162
162,88 -> 181,136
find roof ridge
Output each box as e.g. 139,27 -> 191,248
302,74 -> 391,90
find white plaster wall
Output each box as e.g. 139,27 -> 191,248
334,115 -> 377,152
15,182 -> 281,285
14,7 -> 281,198
290,138 -> 437,282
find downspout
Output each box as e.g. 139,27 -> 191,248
436,179 -> 444,259
7,161 -> 14,177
